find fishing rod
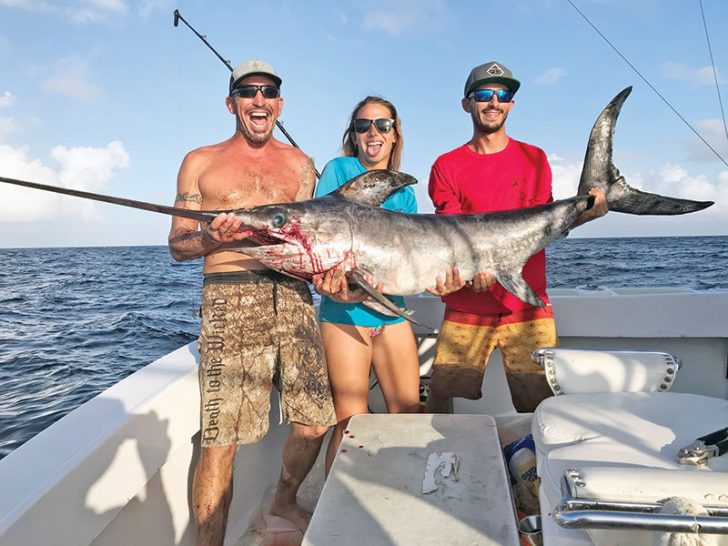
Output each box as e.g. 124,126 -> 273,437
173,9 -> 321,180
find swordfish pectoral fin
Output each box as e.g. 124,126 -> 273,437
347,270 -> 431,330
495,272 -> 546,308
361,300 -> 415,319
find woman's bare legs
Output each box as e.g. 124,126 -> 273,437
321,321 -> 420,475
371,321 -> 420,413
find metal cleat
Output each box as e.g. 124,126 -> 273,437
678,427 -> 728,466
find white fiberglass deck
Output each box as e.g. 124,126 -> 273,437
303,414 -> 519,546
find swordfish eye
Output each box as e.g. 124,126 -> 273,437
271,211 -> 287,228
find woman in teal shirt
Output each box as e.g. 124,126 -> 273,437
315,96 -> 421,475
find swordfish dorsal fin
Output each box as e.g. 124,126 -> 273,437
0,174 -> 224,224
335,169 -> 417,206
578,87 -> 713,215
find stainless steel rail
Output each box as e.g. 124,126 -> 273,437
554,474 -> 728,534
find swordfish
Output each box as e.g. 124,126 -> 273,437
0,87 -> 713,325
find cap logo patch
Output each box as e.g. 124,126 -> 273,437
487,64 -> 505,77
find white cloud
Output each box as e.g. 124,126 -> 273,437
139,0 -> 170,20
362,0 -> 447,35
535,68 -> 566,86
0,91 -> 15,109
662,62 -> 724,86
0,141 -> 129,223
0,0 -> 128,24
333,8 -> 349,26
0,144 -> 62,222
66,0 -> 128,24
684,118 -> 728,163
52,140 -> 129,190
548,154 -> 581,200
41,56 -> 101,101
651,163 -> 727,217
0,0 -> 55,12
0,92 -> 17,141
0,117 -> 18,141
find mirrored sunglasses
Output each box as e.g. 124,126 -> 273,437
471,89 -> 515,103
352,118 -> 394,134
231,85 -> 281,99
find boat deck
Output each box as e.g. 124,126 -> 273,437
303,414 -> 520,546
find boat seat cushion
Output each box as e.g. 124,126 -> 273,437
533,392 -> 728,511
531,348 -> 681,395
534,392 -> 728,545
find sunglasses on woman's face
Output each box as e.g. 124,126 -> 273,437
470,88 -> 514,103
230,85 -> 281,99
351,118 -> 394,134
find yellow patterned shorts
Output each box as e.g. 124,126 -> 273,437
198,271 -> 335,447
430,306 -> 558,413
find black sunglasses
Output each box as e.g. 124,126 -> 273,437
230,85 -> 281,99
351,118 -> 394,134
470,88 -> 515,103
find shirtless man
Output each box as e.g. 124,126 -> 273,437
168,60 -> 335,546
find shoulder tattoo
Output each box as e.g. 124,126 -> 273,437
175,192 -> 202,205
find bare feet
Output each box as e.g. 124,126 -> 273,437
269,502 -> 312,534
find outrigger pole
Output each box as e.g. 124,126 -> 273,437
173,9 -> 321,180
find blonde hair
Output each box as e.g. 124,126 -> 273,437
342,96 -> 403,171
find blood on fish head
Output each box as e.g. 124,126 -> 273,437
233,201 -> 354,277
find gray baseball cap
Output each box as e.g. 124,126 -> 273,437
464,61 -> 520,97
229,59 -> 282,93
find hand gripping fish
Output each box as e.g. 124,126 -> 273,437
0,87 -> 713,326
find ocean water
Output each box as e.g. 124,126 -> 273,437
1,236 -> 727,459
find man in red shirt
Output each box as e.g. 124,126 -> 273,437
426,61 -> 607,413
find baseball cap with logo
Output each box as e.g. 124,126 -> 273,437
229,59 -> 282,94
464,61 -> 520,97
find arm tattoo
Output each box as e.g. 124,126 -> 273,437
168,226 -> 219,261
295,159 -> 315,201
175,192 -> 203,205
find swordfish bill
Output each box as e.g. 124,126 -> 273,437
577,86 -> 714,214
0,175 -> 223,225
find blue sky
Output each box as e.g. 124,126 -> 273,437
0,0 -> 726,248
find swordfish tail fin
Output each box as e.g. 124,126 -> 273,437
577,87 -> 714,215
0,174 -> 222,224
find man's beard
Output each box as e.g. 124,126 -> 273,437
472,108 -> 508,134
239,120 -> 274,143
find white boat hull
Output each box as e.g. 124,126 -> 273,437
0,289 -> 726,545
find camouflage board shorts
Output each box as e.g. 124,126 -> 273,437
430,306 -> 558,413
198,270 -> 335,447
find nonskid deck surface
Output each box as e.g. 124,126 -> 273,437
302,414 -> 520,546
